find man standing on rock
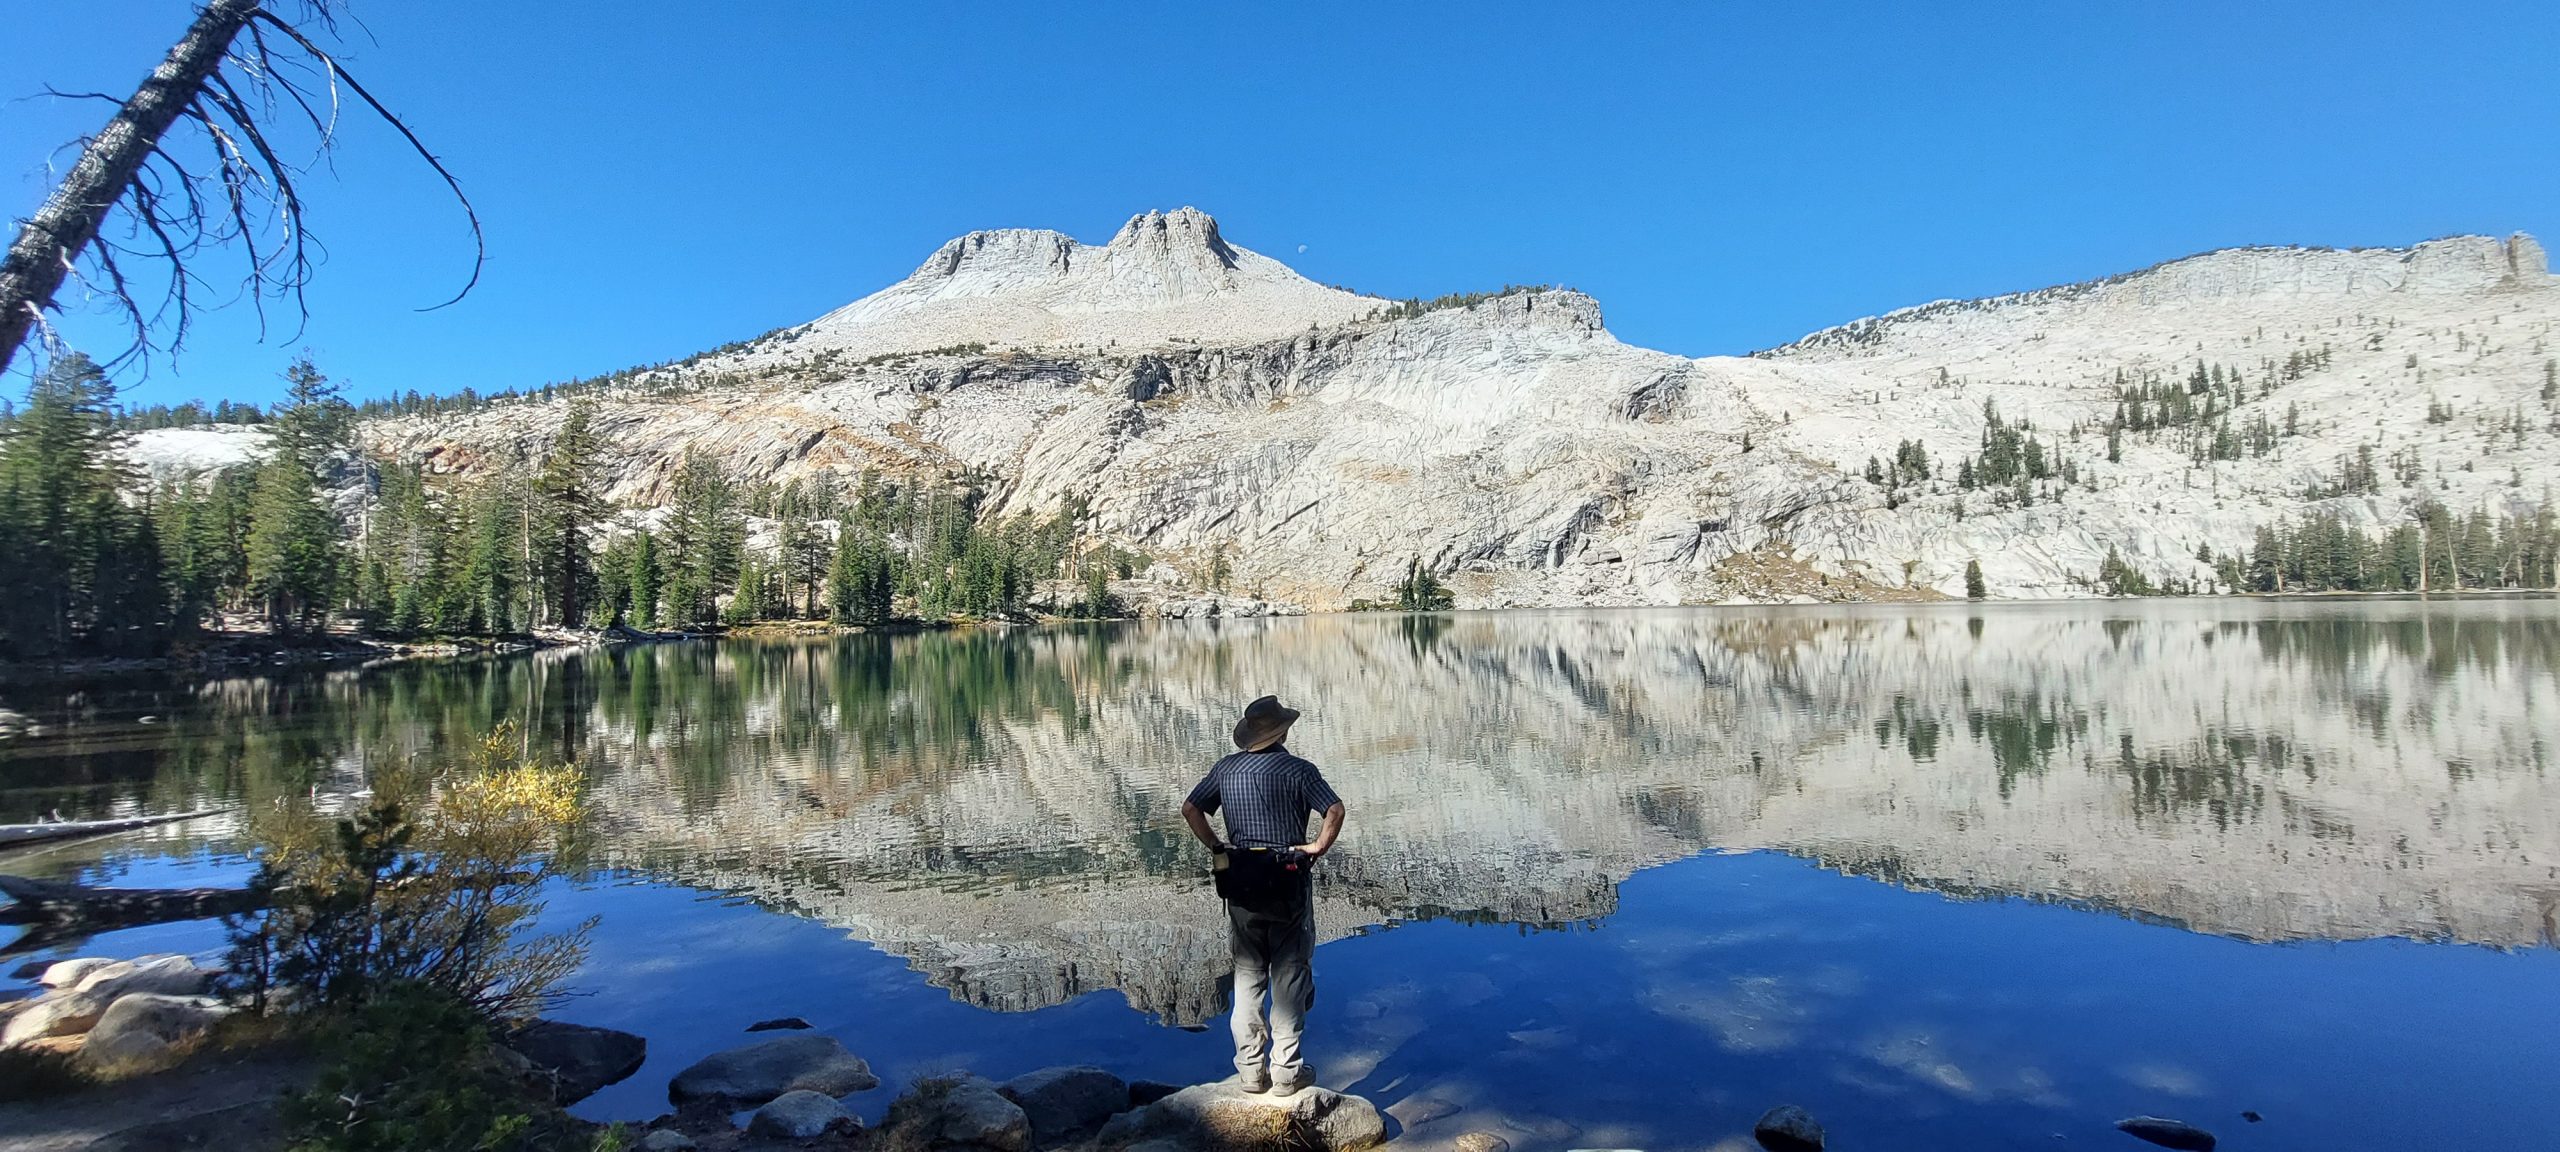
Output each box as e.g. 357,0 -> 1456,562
1181,694 -> 1347,1094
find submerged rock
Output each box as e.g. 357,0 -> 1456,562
749,1089 -> 859,1139
1753,1105 -> 1824,1152
1000,1065 -> 1130,1144
505,1020 -> 647,1104
748,1015 -> 813,1032
667,1033 -> 878,1106
2116,1116 -> 2217,1151
1094,1080 -> 1385,1152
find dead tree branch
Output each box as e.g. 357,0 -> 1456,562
0,0 -> 482,378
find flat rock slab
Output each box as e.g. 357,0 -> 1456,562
999,1065 -> 1130,1144
749,1090 -> 858,1140
506,1020 -> 647,1105
667,1032 -> 878,1107
1096,1080 -> 1385,1152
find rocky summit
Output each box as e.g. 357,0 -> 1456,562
137,211 -> 2560,607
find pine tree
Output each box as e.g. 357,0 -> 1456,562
625,530 -> 663,629
1964,559 -> 1986,601
778,508 -> 831,618
243,359 -> 351,634
455,476 -> 523,633
827,526 -> 894,627
534,402 -> 608,628
243,448 -> 341,633
662,449 -> 743,626
1395,557 -> 1454,610
0,353 -> 174,656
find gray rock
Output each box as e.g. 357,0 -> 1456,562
75,956 -> 212,1000
37,957 -> 117,988
999,1065 -> 1130,1143
932,1076 -> 1033,1152
2116,1116 -> 2216,1151
80,993 -> 230,1071
748,1015 -> 813,1032
1753,1104 -> 1824,1152
1096,1080 -> 1384,1152
667,1033 -> 879,1106
1128,1080 -> 1182,1108
2,987 -> 112,1046
637,1131 -> 697,1152
1454,1134 -> 1510,1152
749,1090 -> 858,1140
505,1020 -> 647,1104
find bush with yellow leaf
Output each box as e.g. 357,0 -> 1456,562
223,722 -> 596,1019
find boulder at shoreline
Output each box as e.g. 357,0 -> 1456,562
1093,1079 -> 1386,1152
667,1033 -> 878,1106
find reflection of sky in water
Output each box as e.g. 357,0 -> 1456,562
4,600 -> 2559,1146
9,849 -> 2554,1148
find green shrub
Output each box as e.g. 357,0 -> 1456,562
224,723 -> 595,1018
285,984 -> 623,1152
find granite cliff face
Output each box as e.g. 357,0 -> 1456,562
137,214 -> 2560,606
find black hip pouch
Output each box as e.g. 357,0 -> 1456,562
1214,847 -> 1310,915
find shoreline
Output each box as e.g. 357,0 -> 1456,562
2,588 -> 2550,689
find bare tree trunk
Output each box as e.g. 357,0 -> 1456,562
0,0 -> 260,376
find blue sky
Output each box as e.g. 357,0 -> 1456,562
6,2 -> 2557,407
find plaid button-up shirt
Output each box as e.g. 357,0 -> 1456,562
1186,745 -> 1343,850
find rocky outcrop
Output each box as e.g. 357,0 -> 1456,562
2,955 -> 221,1051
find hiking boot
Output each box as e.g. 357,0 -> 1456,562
1238,1066 -> 1272,1094
1272,1066 -> 1314,1095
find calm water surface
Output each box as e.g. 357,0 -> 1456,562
4,600 -> 2557,1150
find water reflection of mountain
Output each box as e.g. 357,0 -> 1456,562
7,602 -> 2554,1022
548,602 -> 2560,1022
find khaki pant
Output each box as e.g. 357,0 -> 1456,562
1228,892 -> 1316,1078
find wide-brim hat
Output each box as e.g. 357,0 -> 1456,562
1233,695 -> 1301,751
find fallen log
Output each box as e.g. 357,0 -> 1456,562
0,808 -> 225,848
0,873 -> 269,930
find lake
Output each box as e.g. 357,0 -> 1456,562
4,599 -> 2557,1150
